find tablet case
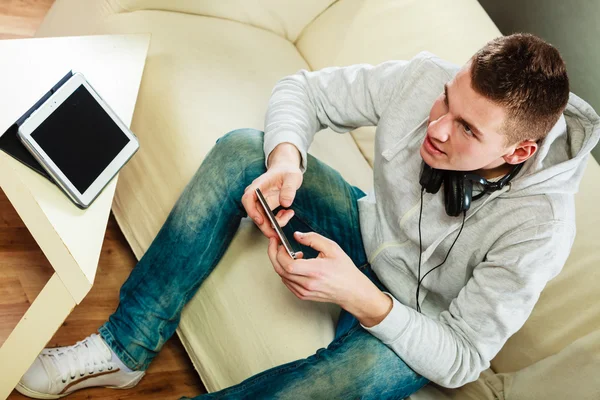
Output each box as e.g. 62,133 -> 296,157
0,71 -> 74,184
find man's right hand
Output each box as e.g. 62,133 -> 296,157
241,143 -> 303,240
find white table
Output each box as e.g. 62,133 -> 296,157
0,34 -> 149,399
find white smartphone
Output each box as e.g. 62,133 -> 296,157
255,188 -> 297,259
17,72 -> 139,209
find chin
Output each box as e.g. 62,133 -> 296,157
419,145 -> 443,169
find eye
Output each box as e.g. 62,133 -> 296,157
463,123 -> 474,137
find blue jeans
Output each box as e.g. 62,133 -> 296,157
99,129 -> 429,399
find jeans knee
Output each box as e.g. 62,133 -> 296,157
204,128 -> 265,174
215,128 -> 264,150
185,129 -> 265,194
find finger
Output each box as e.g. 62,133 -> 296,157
276,247 -> 314,280
263,188 -> 282,211
282,277 -> 310,300
255,205 -> 278,238
276,244 -> 298,274
282,268 -> 314,291
293,231 -> 334,255
279,174 -> 302,208
242,186 -> 279,239
241,182 -> 278,227
268,237 -> 286,276
275,209 -> 286,220
241,188 -> 262,225
275,209 -> 295,227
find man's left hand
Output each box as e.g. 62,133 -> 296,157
267,232 -> 392,326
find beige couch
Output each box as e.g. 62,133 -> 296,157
35,1 -> 600,398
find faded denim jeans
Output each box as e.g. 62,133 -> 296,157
99,129 -> 429,399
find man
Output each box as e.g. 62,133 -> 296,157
17,33 -> 600,399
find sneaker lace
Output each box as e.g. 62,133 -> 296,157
46,334 -> 113,383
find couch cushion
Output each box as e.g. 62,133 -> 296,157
500,330 -> 600,400
491,156 -> 600,373
295,0 -> 502,168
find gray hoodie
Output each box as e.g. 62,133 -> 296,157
263,51 -> 600,388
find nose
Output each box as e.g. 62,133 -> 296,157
427,114 -> 452,143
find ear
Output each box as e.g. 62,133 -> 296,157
502,140 -> 538,164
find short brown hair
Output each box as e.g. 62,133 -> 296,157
470,33 -> 569,146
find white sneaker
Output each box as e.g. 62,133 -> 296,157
16,334 -> 145,399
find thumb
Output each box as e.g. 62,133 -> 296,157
294,232 -> 332,254
279,175 -> 300,208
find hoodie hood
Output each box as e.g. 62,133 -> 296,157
503,93 -> 600,197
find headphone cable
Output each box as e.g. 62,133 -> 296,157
416,188 -> 425,313
416,191 -> 467,313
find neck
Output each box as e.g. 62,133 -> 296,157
475,163 -> 512,180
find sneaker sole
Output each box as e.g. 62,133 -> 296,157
15,373 -> 144,399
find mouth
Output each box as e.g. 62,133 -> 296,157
424,135 -> 445,155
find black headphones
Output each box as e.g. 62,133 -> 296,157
419,161 -> 524,217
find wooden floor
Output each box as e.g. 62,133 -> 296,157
0,0 -> 54,39
1,2 -> 208,399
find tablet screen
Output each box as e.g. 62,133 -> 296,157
31,84 -> 130,193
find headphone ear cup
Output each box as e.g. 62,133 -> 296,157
444,171 -> 464,217
420,163 -> 445,194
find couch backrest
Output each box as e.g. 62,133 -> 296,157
296,0 -> 501,69
107,0 -> 336,42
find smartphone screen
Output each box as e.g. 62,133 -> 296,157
255,188 -> 297,259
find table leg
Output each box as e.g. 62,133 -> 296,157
0,273 -> 75,399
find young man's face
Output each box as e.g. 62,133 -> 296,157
420,62 -> 536,178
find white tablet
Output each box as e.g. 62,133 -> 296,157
17,72 -> 139,209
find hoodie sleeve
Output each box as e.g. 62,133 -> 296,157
263,59 -> 419,173
361,221 -> 576,388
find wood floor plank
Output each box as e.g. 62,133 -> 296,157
0,228 -> 42,251
0,189 -> 26,227
0,276 -> 27,305
0,0 -> 54,38
0,0 -> 55,17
